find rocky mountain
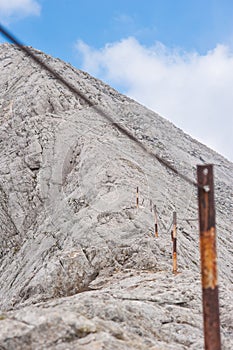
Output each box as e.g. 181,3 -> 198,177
0,43 -> 232,349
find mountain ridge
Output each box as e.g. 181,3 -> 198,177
0,43 -> 232,349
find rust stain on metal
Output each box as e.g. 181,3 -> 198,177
200,227 -> 218,289
173,238 -> 177,273
202,286 -> 221,350
173,237 -> 177,253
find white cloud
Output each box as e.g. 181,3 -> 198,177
76,37 -> 233,162
0,0 -> 41,20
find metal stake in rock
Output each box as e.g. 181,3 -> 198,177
197,165 -> 221,350
154,205 -> 158,237
172,211 -> 177,274
136,186 -> 139,208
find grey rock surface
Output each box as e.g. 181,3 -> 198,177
0,43 -> 232,349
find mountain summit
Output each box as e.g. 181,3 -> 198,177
0,43 -> 232,349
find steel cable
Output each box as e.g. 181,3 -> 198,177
0,23 -> 200,188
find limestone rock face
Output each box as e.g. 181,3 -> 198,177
0,43 -> 232,349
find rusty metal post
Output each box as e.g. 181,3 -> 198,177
136,186 -> 139,208
172,211 -> 177,273
154,205 -> 158,237
197,165 -> 221,350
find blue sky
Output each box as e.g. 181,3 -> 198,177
2,1 -> 233,63
0,0 -> 233,161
